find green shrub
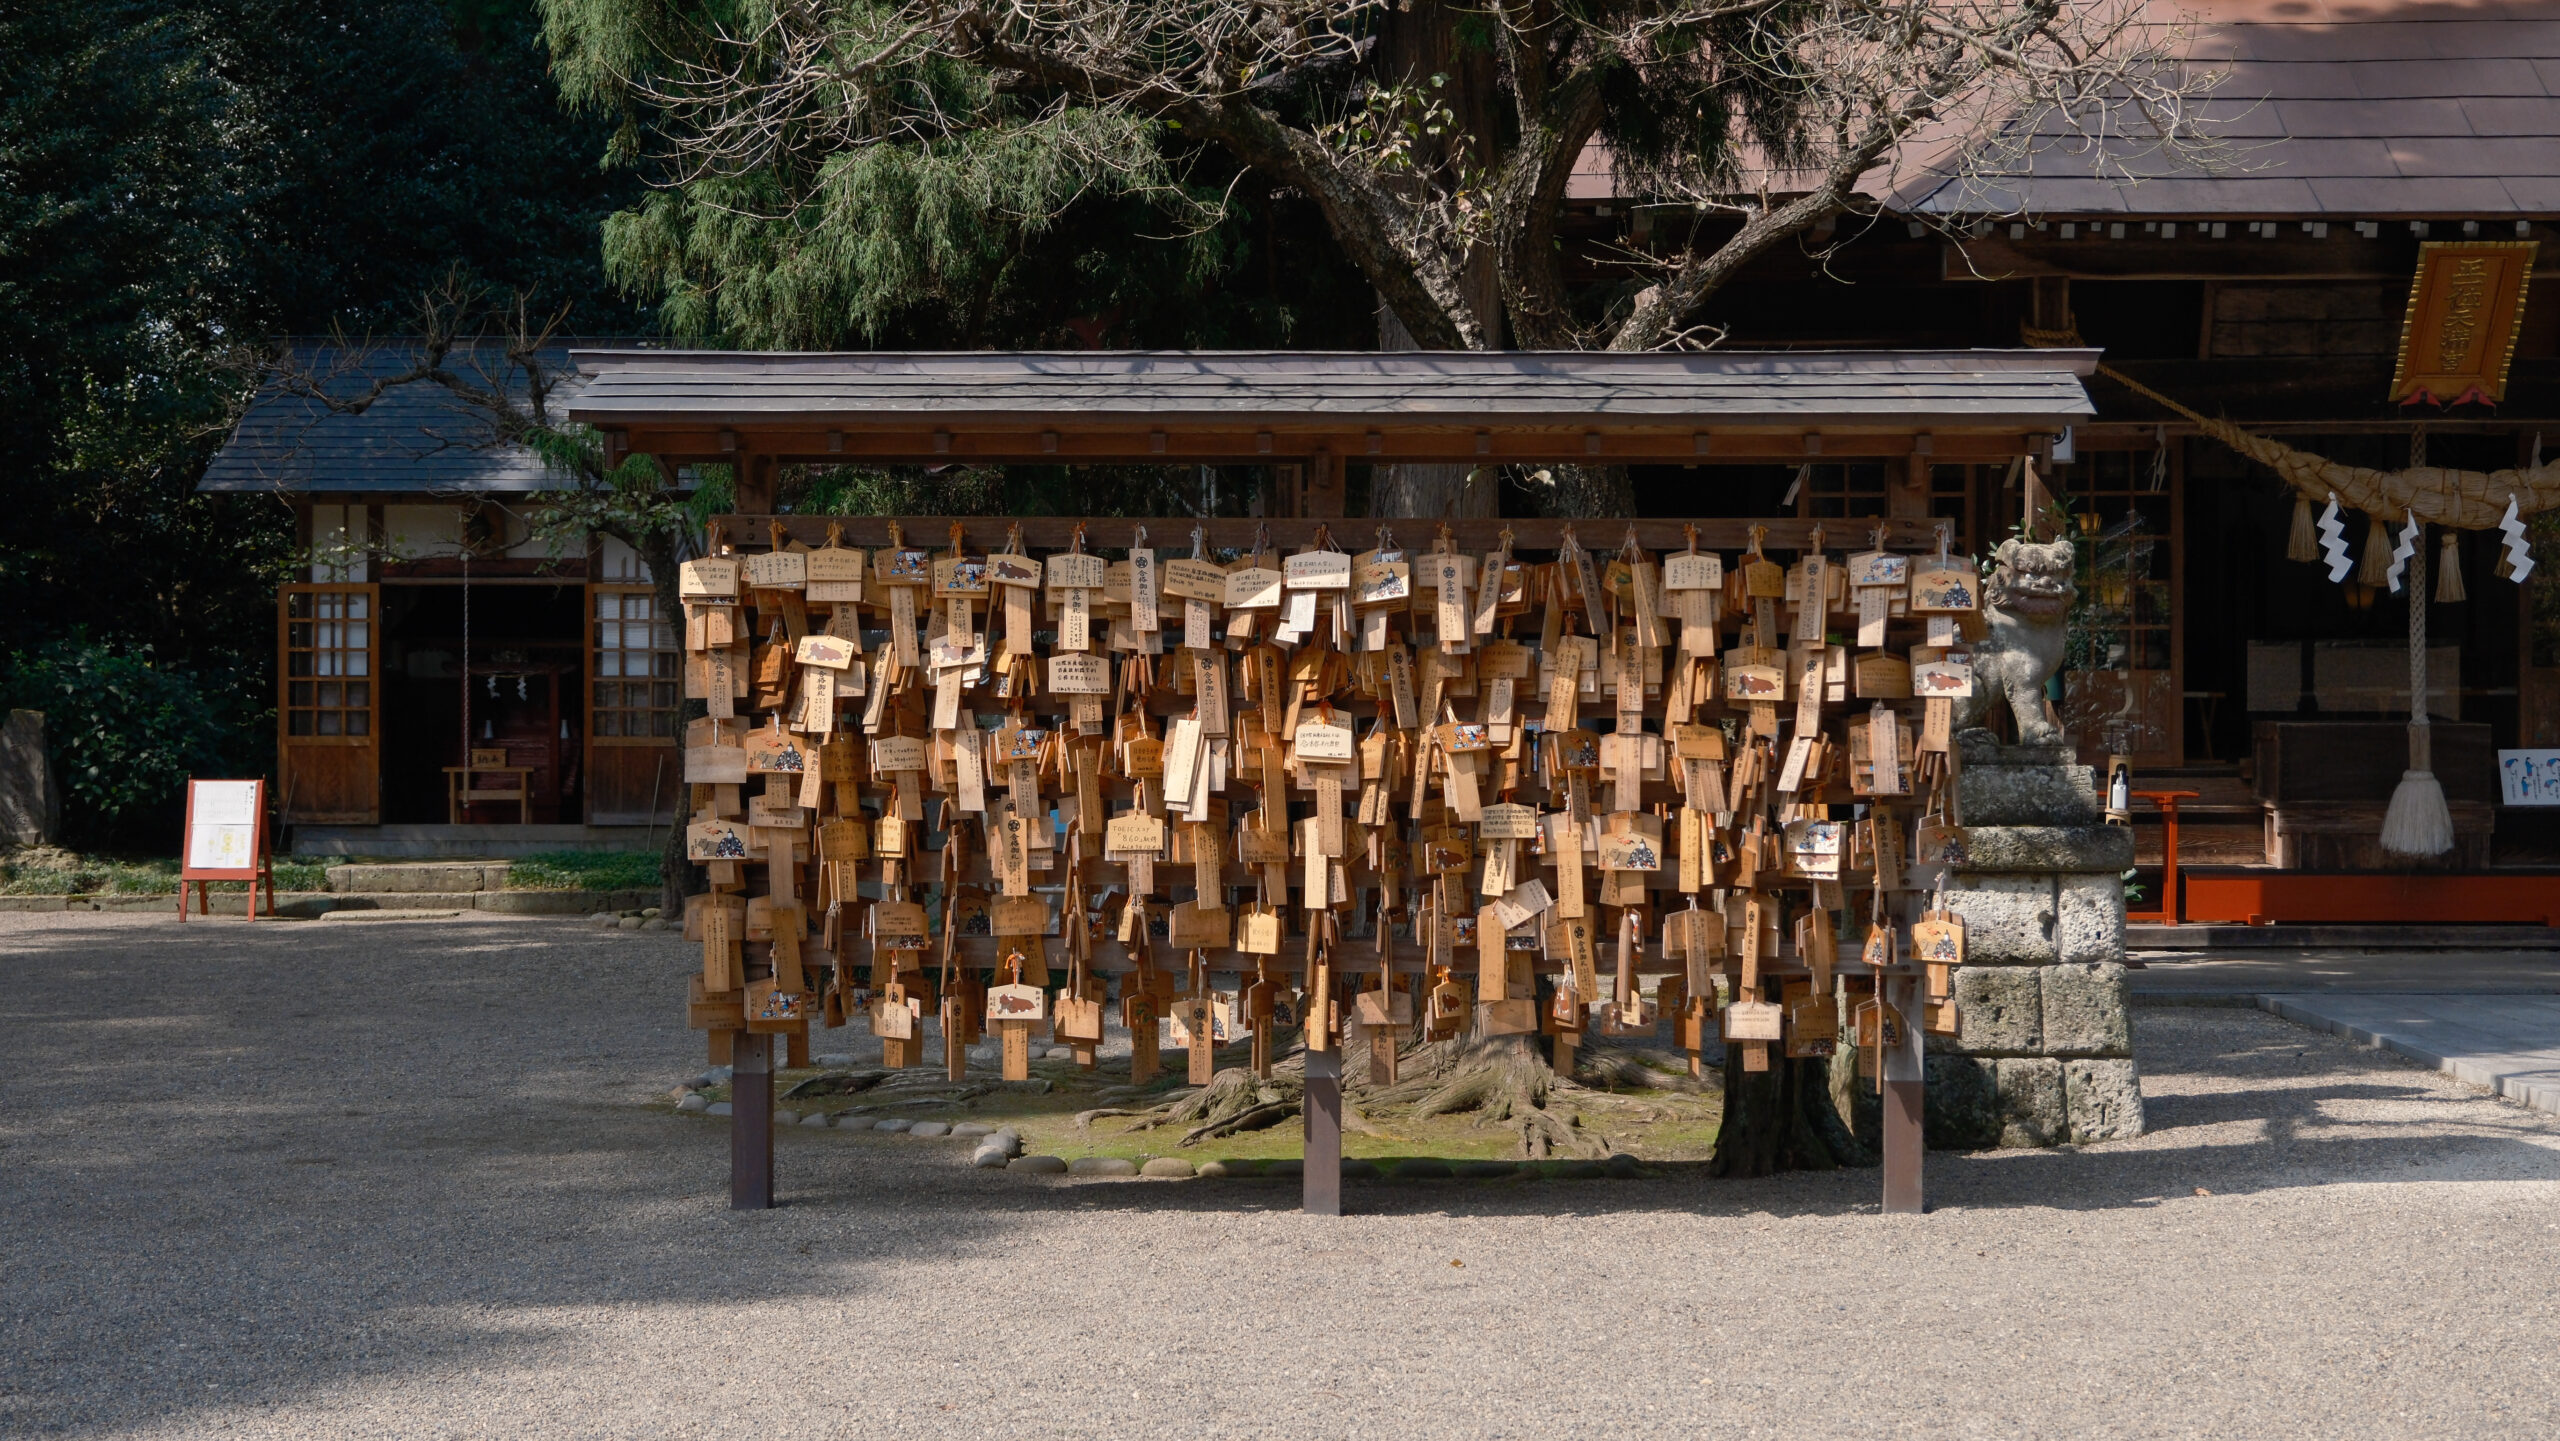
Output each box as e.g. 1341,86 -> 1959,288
3,638 -> 231,841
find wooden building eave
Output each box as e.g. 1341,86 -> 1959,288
565,347 -> 2098,468
592,423 -> 2047,467
1940,230 -> 2560,285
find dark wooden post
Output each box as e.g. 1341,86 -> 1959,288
2022,454 -> 2056,540
732,446 -> 777,517
1303,1047 -> 1342,1216
731,1031 -> 776,1209
1881,972 -> 1925,1214
1266,462 -> 1300,518
1891,449 -> 1933,519
1305,449 -> 1345,518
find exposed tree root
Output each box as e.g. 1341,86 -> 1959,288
1356,1033 -> 1610,1160
1178,1100 -> 1298,1145
781,1069 -> 889,1100
1339,1104 -> 1402,1141
1078,1026 -> 1723,1163
1573,1044 -> 1715,1094
1114,1067 -> 1305,1144
1065,1033 -> 1415,1146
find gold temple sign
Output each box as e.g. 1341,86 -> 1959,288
2390,241 -> 2537,404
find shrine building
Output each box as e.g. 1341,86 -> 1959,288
204,0 -> 2560,929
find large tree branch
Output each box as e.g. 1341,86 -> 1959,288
1606,42 -> 1970,352
1489,0 -> 1552,132
1492,65 -> 1608,348
1605,160 -> 1874,352
1199,98 -> 1484,349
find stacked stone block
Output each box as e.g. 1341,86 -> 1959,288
1924,737 -> 2146,1148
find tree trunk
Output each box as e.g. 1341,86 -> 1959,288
1709,1050 -> 1872,1177
1359,15 -> 1506,523
1370,297 -> 1501,521
636,522 -> 704,917
1370,462 -> 1495,520
1545,462 -> 1635,518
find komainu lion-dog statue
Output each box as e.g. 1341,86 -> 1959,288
1955,538 -> 2076,745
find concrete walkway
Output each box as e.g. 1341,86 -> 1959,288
2262,993 -> 2560,1114
2131,947 -> 2560,999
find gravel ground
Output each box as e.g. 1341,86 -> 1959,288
6,912 -> 2560,1439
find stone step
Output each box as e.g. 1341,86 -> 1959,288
324,862 -> 510,893
2132,922 -> 2560,950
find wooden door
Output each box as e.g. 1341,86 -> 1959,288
585,584 -> 679,824
278,583 -> 381,824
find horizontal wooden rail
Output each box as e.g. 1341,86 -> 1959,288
715,515 -> 1952,553
623,429 -> 2041,467
750,932 -> 1915,982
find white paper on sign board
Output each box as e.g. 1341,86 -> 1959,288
193,780 -> 258,825
2499,749 -> 2560,806
185,780 -> 261,871
188,824 -> 255,871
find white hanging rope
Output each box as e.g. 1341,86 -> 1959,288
461,541 -> 472,764
2407,536 -> 2428,729
2382,440 -> 2455,858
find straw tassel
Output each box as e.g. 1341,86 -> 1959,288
2355,513 -> 2395,588
2435,532 -> 2466,603
2382,735 -> 2454,858
2286,494 -> 2318,562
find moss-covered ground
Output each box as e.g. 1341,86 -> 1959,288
671,1039 -> 1727,1167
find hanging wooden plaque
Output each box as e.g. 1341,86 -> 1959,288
2390,240 -> 2539,404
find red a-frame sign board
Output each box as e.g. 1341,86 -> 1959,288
178,778 -> 276,920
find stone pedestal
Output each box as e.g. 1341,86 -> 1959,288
0,710 -> 56,846
1924,736 -> 2144,1148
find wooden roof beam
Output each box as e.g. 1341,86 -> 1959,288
603,427 -> 2039,465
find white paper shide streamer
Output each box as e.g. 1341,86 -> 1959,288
2317,493 -> 2354,583
2502,495 -> 2537,583
2384,510 -> 2422,594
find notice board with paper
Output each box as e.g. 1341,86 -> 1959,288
182,779 -> 266,879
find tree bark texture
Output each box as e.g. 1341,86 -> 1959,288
637,522 -> 705,917
1709,1050 -> 1872,1178
1369,301 -> 1499,520
1546,462 -> 1636,519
